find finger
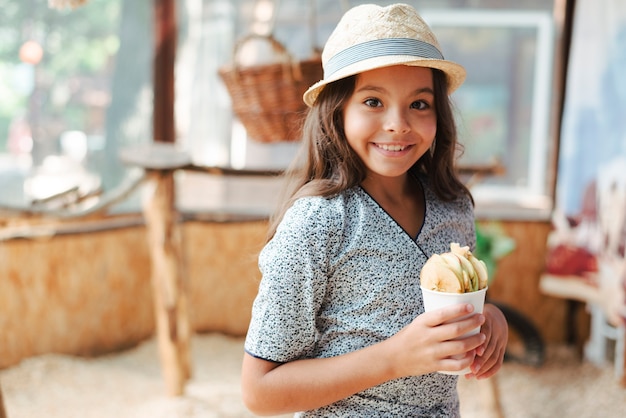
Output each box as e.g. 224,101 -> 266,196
438,350 -> 477,372
440,333 -> 486,359
437,315 -> 485,342
467,364 -> 500,380
475,331 -> 495,358
421,303 -> 476,327
475,316 -> 495,356
471,345 -> 505,378
474,359 -> 502,380
470,340 -> 495,371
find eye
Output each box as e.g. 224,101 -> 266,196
411,100 -> 430,110
363,98 -> 382,108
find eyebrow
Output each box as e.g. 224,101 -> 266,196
413,87 -> 435,95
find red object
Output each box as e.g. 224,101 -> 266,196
545,244 -> 598,276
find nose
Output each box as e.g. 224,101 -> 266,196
383,107 -> 411,134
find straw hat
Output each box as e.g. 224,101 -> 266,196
303,3 -> 466,107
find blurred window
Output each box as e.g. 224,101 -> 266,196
0,0 -> 559,219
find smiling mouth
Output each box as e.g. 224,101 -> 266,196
376,143 -> 409,152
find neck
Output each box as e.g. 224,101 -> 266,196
361,173 -> 413,204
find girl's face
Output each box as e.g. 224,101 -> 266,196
342,65 -> 437,180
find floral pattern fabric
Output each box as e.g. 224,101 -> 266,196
245,174 -> 475,417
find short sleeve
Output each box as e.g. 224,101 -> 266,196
244,197 -> 339,363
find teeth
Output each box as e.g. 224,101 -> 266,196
378,144 -> 406,152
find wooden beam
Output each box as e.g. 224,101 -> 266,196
153,0 -> 177,143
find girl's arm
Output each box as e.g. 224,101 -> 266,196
241,303 -> 486,416
465,303 -> 508,379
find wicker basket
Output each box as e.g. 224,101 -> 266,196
219,34 -> 323,143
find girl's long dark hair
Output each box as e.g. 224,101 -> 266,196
266,68 -> 472,240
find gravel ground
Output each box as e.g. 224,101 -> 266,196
1,333 -> 625,418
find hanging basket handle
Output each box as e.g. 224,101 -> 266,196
230,33 -> 303,82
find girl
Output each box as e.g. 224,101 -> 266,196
241,3 -> 508,417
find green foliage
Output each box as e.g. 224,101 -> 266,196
0,0 -> 122,146
474,221 -> 516,284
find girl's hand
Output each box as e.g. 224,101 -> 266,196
388,303 -> 486,377
465,303 -> 508,379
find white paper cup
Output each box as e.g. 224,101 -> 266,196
420,286 -> 488,375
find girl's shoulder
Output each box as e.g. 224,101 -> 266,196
276,188 -> 369,237
268,190 -> 362,257
286,188 -> 362,218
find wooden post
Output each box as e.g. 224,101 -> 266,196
0,383 -> 7,418
151,0 -> 186,393
477,376 -> 504,418
143,169 -> 191,396
153,0 -> 176,144
617,272 -> 626,388
120,142 -> 193,396
617,327 -> 626,388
